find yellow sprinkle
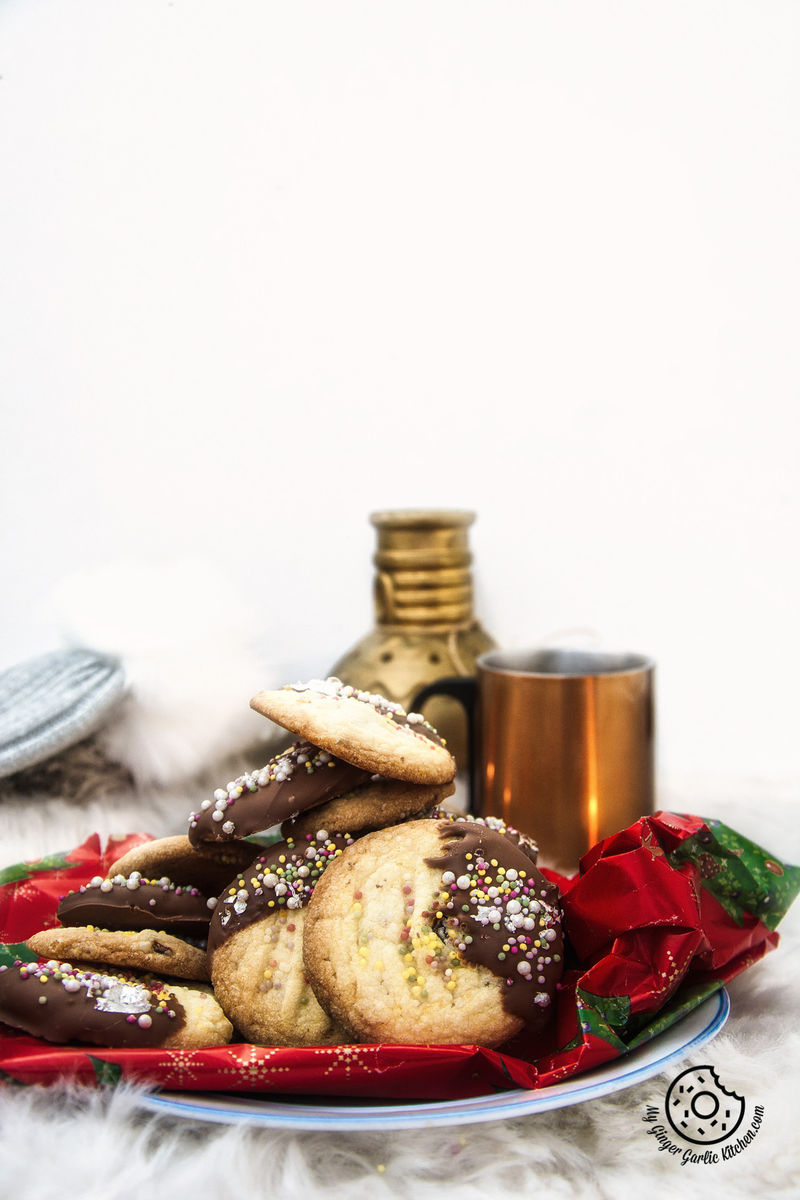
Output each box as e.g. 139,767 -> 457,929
353,902 -> 362,913
412,985 -> 422,998
263,969 -> 273,980
446,980 -> 456,991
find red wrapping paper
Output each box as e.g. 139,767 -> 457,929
1,813 -> 797,1100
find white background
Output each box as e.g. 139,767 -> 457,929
1,0 -> 797,787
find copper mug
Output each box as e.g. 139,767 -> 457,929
414,647 -> 655,869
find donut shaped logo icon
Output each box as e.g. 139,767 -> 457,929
665,1065 -> 746,1145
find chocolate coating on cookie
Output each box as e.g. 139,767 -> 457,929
0,959 -> 186,1047
425,822 -> 563,1027
58,874 -> 214,937
188,741 -> 369,845
429,811 -> 540,867
208,830 -> 357,958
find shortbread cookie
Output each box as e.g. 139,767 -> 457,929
107,835 -> 260,894
27,925 -> 209,982
209,831 -> 355,1045
58,874 -> 214,938
188,741 -> 369,845
303,819 -> 563,1047
281,777 -> 455,841
250,678 -> 457,785
0,959 -> 232,1048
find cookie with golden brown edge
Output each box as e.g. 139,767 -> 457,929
250,678 -> 457,786
208,830 -> 356,1046
188,741 -> 370,845
281,776 -> 455,841
0,958 -> 232,1048
107,834 -> 260,895
27,925 -> 210,982
303,819 -> 563,1048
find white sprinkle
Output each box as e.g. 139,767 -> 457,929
212,810 -> 224,822
214,788 -> 228,802
222,821 -> 235,835
100,879 -> 113,893
89,876 -> 104,888
456,875 -> 471,891
534,992 -> 551,1007
517,961 -> 532,975
137,1014 -> 153,1029
441,871 -> 455,885
206,897 -> 217,910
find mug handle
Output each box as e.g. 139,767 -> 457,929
411,676 -> 478,814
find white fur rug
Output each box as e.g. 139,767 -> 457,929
0,773 -> 797,1200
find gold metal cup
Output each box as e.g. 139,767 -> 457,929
478,649 -> 655,869
415,647 -> 655,870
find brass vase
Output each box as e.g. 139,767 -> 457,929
328,510 -> 496,769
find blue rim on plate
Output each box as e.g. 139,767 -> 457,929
138,987 -> 729,1131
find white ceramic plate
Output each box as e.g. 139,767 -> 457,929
138,988 -> 729,1130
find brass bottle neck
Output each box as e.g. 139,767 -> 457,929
370,509 -> 478,628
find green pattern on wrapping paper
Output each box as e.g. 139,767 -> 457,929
568,989 -> 630,1053
0,851 -> 76,887
87,1055 -> 123,1087
625,979 -> 723,1049
668,818 -> 800,932
0,942 -> 38,968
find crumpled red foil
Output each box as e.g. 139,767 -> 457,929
1,813 -> 797,1100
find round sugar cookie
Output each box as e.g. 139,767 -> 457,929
188,741 -> 369,845
107,835 -> 260,894
303,819 -> 564,1047
281,777 -> 455,841
27,925 -> 209,982
0,959 -> 232,1048
250,678 -> 457,785
208,830 -> 356,1045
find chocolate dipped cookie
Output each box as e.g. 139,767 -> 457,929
58,872 -> 214,938
250,678 -> 457,785
188,741 -> 369,845
0,959 -> 232,1048
303,818 -> 564,1047
107,835 -> 260,894
209,830 -> 356,1046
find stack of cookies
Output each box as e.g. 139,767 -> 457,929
1,678 -> 564,1052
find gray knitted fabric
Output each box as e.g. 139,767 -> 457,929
0,648 -> 127,778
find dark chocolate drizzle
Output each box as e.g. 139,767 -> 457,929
207,830 -> 356,959
58,876 -> 213,937
0,960 -> 186,1047
425,822 -> 563,1027
188,741 -> 369,846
